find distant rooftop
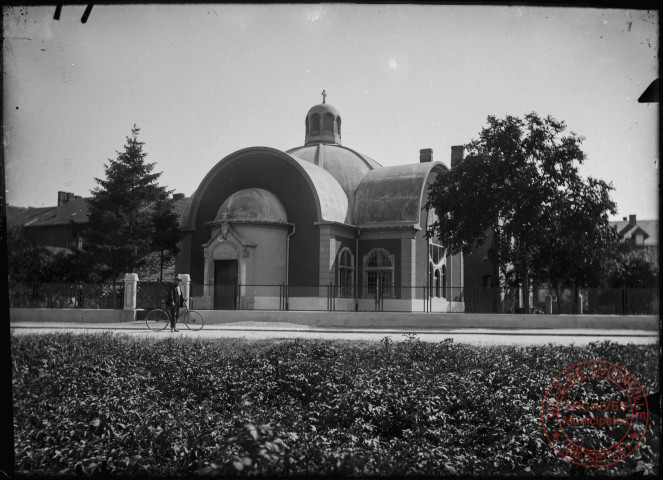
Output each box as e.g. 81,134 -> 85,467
8,192 -> 190,228
610,214 -> 658,246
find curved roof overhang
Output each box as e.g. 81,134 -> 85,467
179,147 -> 348,231
353,161 -> 447,228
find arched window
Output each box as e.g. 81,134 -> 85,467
364,249 -> 394,297
310,114 -> 320,134
336,116 -> 342,136
428,242 -> 447,299
305,116 -> 309,135
323,113 -> 334,133
337,248 -> 354,296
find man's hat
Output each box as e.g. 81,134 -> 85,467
174,276 -> 181,282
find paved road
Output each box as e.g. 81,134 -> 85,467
10,321 -> 659,346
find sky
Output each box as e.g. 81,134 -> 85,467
3,4 -> 659,221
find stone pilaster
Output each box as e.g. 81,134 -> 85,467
179,274 -> 191,308
123,273 -> 139,310
400,236 -> 417,300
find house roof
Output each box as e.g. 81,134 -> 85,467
6,206 -> 55,228
611,218 -> 658,246
23,197 -> 91,227
11,195 -> 191,229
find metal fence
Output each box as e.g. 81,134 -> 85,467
187,283 -> 466,313
464,286 -> 660,315
9,281 -> 658,315
184,283 -> 657,314
136,281 -> 171,311
8,282 -> 124,309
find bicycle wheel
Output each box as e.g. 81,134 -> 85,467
184,310 -> 204,331
146,309 -> 170,331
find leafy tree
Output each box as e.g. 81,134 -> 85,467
426,112 -> 619,313
84,125 -> 180,281
531,176 -> 619,312
608,244 -> 659,288
6,225 -> 54,283
43,248 -> 104,283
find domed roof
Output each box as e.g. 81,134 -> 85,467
305,93 -> 342,145
306,102 -> 340,118
287,143 -> 381,224
216,188 -> 287,224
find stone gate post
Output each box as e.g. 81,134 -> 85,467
124,273 -> 139,310
179,274 -> 191,308
545,294 -> 553,314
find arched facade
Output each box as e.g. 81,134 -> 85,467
176,96 -> 464,312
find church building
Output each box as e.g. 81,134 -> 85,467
176,94 -> 464,312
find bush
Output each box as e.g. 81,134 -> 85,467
12,333 -> 659,476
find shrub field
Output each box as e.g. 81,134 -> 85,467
12,332 -> 660,476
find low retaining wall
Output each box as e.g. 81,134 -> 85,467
195,311 -> 659,331
9,308 -> 658,331
10,308 -> 136,323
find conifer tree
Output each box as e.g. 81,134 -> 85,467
85,125 -> 180,281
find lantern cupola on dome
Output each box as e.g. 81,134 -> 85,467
305,90 -> 342,145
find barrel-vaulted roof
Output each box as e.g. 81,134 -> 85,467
178,147 -> 348,231
353,162 -> 447,228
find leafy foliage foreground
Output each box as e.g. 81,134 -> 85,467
12,333 -> 660,476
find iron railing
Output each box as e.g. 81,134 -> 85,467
464,286 -> 660,315
9,282 -> 124,309
9,281 -> 658,315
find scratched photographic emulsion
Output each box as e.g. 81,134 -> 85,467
4,4 -> 659,477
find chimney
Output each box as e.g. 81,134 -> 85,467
419,148 -> 433,163
451,145 -> 465,169
173,193 -> 185,201
57,191 -> 67,206
66,192 -> 75,203
628,214 -> 637,226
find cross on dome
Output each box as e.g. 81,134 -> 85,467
321,90 -> 327,103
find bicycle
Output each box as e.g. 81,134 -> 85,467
146,302 -> 204,331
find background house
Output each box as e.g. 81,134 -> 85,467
8,191 -> 189,255
611,214 -> 659,266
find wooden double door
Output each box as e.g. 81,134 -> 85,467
214,260 -> 238,310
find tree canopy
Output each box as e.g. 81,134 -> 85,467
426,112 -> 619,312
84,125 -> 181,281
6,226 -> 54,283
607,244 -> 659,289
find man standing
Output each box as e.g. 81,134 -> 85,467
169,276 -> 184,332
